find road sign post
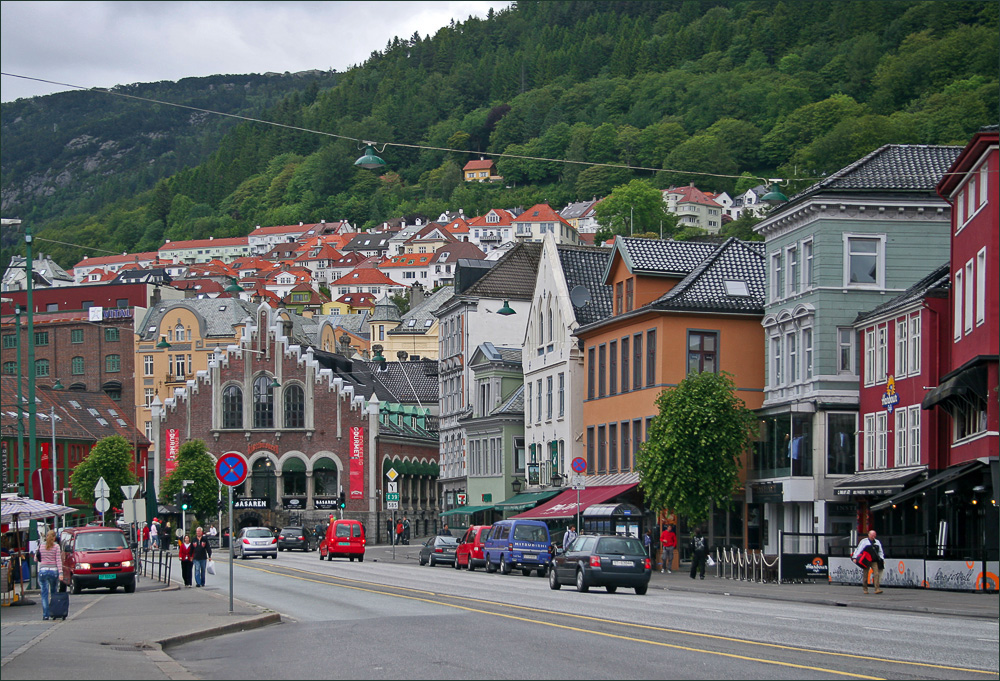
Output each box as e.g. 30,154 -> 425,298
215,452 -> 248,614
569,458 -> 586,531
94,476 -> 110,524
386,467 -> 399,560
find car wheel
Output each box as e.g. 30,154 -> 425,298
240,549 -> 247,560
634,584 -> 648,595
606,585 -> 618,594
72,578 -> 82,595
326,553 -> 333,561
453,559 -> 461,570
271,553 -> 277,559
575,567 -> 589,593
485,554 -> 496,573
467,560 -> 475,572
500,555 -> 511,575
419,556 -> 426,566
429,557 -> 436,567
521,568 -> 532,576
319,551 -> 325,561
349,556 -> 355,562
125,578 -> 136,594
548,566 -> 561,590
358,554 -> 364,563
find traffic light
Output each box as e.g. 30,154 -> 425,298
181,492 -> 191,512
338,491 -> 346,509
217,498 -> 226,513
174,492 -> 183,508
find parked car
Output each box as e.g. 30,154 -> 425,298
319,519 -> 366,562
483,519 -> 551,577
59,525 -> 136,594
419,535 -> 459,567
548,534 -> 651,594
455,525 -> 492,571
235,527 -> 278,559
277,526 -> 316,552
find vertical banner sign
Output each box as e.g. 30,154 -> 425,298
165,429 -> 180,475
349,426 -> 364,500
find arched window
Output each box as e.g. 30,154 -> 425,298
222,385 -> 243,429
284,385 -> 305,428
252,376 -> 275,429
174,323 -> 186,342
2,361 -> 15,375
72,356 -> 85,375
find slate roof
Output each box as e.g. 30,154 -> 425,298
559,198 -> 601,221
556,244 -> 613,326
610,237 -> 718,278
390,287 -> 452,337
362,359 -> 440,405
790,144 -> 963,200
651,238 -> 766,314
370,296 -> 402,323
493,384 -> 524,416
462,242 -> 543,300
137,298 -> 259,342
342,233 -> 393,253
854,263 -> 950,325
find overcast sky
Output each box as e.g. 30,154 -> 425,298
1,1 -> 512,102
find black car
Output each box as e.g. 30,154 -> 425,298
418,535 -> 459,567
548,534 -> 651,595
277,526 -> 316,552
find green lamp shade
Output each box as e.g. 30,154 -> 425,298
156,337 -> 171,349
270,377 -> 281,389
497,301 -> 516,316
761,183 -> 789,204
53,379 -> 64,390
355,145 -> 387,170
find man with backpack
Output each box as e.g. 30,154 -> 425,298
689,527 -> 708,580
852,529 -> 885,594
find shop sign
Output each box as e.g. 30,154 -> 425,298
752,481 -> 783,503
233,497 -> 270,509
282,497 -> 305,510
882,376 -> 900,413
314,497 -> 338,509
783,554 -> 829,580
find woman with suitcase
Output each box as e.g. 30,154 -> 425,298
37,530 -> 65,620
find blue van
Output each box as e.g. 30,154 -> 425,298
484,519 -> 551,577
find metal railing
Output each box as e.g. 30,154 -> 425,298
136,545 -> 172,586
714,547 -> 780,583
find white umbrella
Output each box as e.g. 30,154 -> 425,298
1,496 -> 76,523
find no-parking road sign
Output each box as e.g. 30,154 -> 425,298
216,452 -> 249,487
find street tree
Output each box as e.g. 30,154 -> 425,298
636,371 -> 755,526
161,439 -> 220,526
69,435 -> 138,518
594,178 -> 675,239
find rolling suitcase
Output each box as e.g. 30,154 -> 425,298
49,591 -> 69,620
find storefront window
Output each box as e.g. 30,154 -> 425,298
827,413 -> 857,475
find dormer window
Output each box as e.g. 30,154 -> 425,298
724,280 -> 750,297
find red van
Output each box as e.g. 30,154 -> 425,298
59,525 -> 136,594
455,525 -> 492,571
319,519 -> 366,562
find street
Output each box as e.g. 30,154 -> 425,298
168,546 -> 998,680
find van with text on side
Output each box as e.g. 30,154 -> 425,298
483,519 -> 551,577
319,519 -> 366,562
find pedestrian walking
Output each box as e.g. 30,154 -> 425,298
149,518 -> 160,550
643,530 -> 654,564
563,524 -> 578,550
852,529 -> 886,595
660,524 -> 677,573
439,523 -> 452,536
142,522 -> 150,551
689,527 -> 708,580
402,516 -> 411,545
36,530 -> 62,620
178,534 -> 194,587
395,519 -> 404,546
192,526 -> 212,587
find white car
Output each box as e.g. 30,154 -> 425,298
234,527 -> 278,559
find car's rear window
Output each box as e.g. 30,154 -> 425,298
512,524 -> 547,542
280,528 -> 301,536
437,536 -> 458,546
75,531 -> 127,550
245,529 -> 272,538
596,537 -> 644,556
336,524 -> 351,538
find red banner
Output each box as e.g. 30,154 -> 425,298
349,426 -> 364,500
165,429 -> 180,475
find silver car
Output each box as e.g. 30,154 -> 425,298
235,527 -> 278,559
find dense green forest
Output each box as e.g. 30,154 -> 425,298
2,0 -> 996,272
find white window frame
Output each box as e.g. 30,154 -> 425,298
864,327 -> 877,386
955,189 -> 965,230
786,332 -> 798,383
894,408 -> 907,468
802,327 -> 813,380
864,413 -> 877,470
979,164 -> 988,204
771,335 -> 783,386
954,269 -> 964,340
786,245 -> 799,296
143,355 -> 154,376
843,234 -> 886,289
876,412 -> 888,469
802,239 -> 814,290
876,324 -> 888,384
976,248 -> 986,326
907,405 -> 921,467
964,259 -> 975,334
770,252 -> 783,301
895,318 -> 908,377
908,314 -> 921,376
839,327 -> 856,375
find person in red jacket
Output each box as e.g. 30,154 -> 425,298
659,524 -> 677,574
178,534 -> 194,587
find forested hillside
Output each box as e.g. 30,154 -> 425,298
2,0 -> 996,272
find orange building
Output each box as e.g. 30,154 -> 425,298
575,237 -> 766,548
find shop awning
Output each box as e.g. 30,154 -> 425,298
440,504 -> 494,517
833,468 -> 924,497
871,460 -> 987,511
510,484 -> 637,520
922,364 -> 988,410
493,490 -> 562,512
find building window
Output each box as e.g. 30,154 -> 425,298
953,395 -> 988,442
105,354 -> 121,373
687,331 -> 718,374
786,333 -> 798,383
625,279 -> 634,312
144,388 -> 155,408
72,356 -> 85,375
546,375 -> 553,420
838,328 -> 856,374
2,361 -> 15,374
284,385 -> 305,428
907,405 -> 920,466
587,347 -> 595,399
895,318 -> 908,377
34,331 -> 49,346
104,327 -> 120,342
608,423 -> 618,474
827,413 -> 856,475
2,334 -> 15,349
976,248 -> 986,326
876,325 -> 887,383
770,252 -> 783,300
615,282 -> 623,315
954,268 -> 964,340
71,329 -> 84,344
36,359 -> 50,377
598,344 -> 606,397
536,379 -> 542,423
863,413 -> 876,470
252,376 -> 275,429
527,382 -> 533,422
875,412 -> 888,469
908,315 -> 921,375
646,330 -> 656,387
586,427 -> 595,473
620,336 -> 630,392
145,421 -> 153,441
803,239 -> 814,290
558,372 -> 565,417
633,333 -> 642,389
144,355 -> 154,376
894,408 -> 908,468
802,328 -> 813,380
609,341 -> 617,394
845,236 -> 882,287
620,420 -> 631,471
771,336 -> 782,386
172,354 -> 187,379
597,425 -> 606,474
786,245 -> 799,296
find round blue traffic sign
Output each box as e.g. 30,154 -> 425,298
571,457 -> 587,474
216,452 -> 249,487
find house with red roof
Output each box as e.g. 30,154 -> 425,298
513,203 -> 583,246
72,251 -> 160,283
281,283 -> 331,315
295,243 -> 344,287
379,252 -> 436,290
330,267 -> 405,299
158,236 -> 251,264
264,266 -> 314,299
336,292 -> 377,314
662,184 -> 725,234
463,158 -> 501,182
466,208 -> 519,254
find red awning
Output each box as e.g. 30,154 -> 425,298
510,484 -> 637,520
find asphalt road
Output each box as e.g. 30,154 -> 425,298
169,547 -> 999,680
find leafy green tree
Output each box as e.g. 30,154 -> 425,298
70,435 -> 138,519
161,439 -> 220,526
636,371 -> 755,525
593,179 -> 674,238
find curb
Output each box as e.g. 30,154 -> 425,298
157,612 -> 282,649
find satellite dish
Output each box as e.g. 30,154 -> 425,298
570,285 -> 592,308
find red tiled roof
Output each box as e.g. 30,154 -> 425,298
249,224 -> 317,237
463,159 -> 495,171
74,251 -> 159,269
664,185 -> 722,208
381,253 -> 434,268
337,292 -> 376,307
513,203 -> 572,226
466,209 -> 517,227
331,268 -> 398,286
158,236 -> 249,251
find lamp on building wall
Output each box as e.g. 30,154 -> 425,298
270,377 -> 281,389
550,471 -> 564,488
760,179 -> 789,206
225,278 -> 244,294
496,301 -> 516,316
511,477 -> 523,495
53,378 -> 64,390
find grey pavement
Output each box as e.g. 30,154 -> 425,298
2,542 -> 995,679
